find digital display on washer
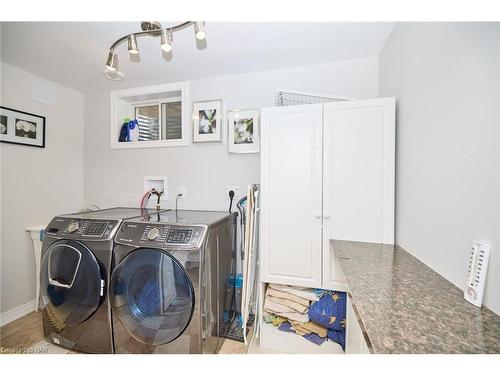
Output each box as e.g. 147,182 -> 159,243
83,222 -> 108,236
166,228 -> 193,244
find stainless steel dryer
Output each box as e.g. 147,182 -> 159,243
111,210 -> 236,354
40,207 -> 164,353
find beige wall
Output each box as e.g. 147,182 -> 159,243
0,63 -> 84,314
380,23 -> 500,314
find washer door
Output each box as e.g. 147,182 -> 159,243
110,248 -> 195,346
40,240 -> 103,328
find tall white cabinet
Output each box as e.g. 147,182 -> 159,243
260,104 -> 324,288
260,98 -> 395,290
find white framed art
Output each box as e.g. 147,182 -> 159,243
227,109 -> 260,153
192,100 -> 223,143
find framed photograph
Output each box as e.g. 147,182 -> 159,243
0,106 -> 46,148
228,109 -> 260,153
192,100 -> 223,143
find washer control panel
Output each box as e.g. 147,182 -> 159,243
140,225 -> 168,243
82,221 -> 110,237
167,228 -> 193,244
67,221 -> 80,233
147,227 -> 161,241
117,222 -> 206,249
44,217 -> 117,240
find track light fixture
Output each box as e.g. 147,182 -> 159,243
194,21 -> 206,40
104,21 -> 206,81
104,69 -> 125,81
105,50 -> 118,71
160,28 -> 173,53
127,34 -> 139,55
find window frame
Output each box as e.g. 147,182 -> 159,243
110,82 -> 189,149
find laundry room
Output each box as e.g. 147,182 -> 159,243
1,1 -> 500,374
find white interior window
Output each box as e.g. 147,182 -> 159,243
133,100 -> 182,142
110,82 -> 189,149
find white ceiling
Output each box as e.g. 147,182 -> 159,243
0,22 -> 395,93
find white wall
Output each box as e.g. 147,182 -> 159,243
0,56 -> 378,318
379,23 -> 500,314
0,63 -> 84,315
83,57 -> 379,211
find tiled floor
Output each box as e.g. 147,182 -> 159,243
0,311 -> 247,354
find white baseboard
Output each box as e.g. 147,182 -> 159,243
0,299 -> 37,327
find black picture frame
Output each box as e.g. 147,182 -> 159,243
0,106 -> 46,148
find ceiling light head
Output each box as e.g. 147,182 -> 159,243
103,68 -> 124,81
127,34 -> 139,55
160,29 -> 173,53
194,21 -> 206,40
105,50 -> 118,72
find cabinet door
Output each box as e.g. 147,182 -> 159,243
323,98 -> 395,288
260,104 -> 323,288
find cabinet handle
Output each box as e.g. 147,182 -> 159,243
314,212 -> 321,219
324,213 -> 330,219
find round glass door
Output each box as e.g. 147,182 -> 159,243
110,248 -> 194,345
40,240 -> 102,327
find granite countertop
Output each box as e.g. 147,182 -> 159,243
332,240 -> 500,354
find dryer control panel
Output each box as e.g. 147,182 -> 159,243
116,222 -> 206,250
44,217 -> 119,241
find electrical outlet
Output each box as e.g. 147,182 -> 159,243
226,186 -> 240,200
178,186 -> 186,199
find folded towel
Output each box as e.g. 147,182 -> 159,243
263,313 -> 276,324
278,322 -> 326,346
290,320 -> 328,338
269,284 -> 319,301
263,313 -> 288,326
266,296 -> 309,313
289,322 -> 310,336
304,333 -> 326,346
278,321 -> 292,331
264,299 -> 296,314
264,308 -> 309,323
272,315 -> 288,327
266,287 -> 310,307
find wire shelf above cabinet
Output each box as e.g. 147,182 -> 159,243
275,89 -> 354,107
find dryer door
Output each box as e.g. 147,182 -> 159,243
40,239 -> 103,328
110,248 -> 195,345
